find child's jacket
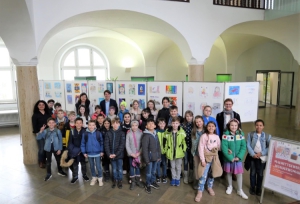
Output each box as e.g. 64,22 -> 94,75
141,129 -> 161,164
118,109 -> 129,123
68,128 -> 85,158
221,129 -> 246,162
104,127 -> 125,160
165,127 -> 187,160
156,129 -> 166,154
80,128 -> 104,156
36,128 -> 62,152
126,129 -> 143,160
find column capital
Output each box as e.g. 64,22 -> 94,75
12,57 -> 38,67
188,57 -> 205,65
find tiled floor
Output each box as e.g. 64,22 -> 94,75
0,106 -> 299,204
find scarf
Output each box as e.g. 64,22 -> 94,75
223,109 -> 234,130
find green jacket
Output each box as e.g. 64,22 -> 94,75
156,129 -> 166,155
221,130 -> 246,162
164,127 -> 187,160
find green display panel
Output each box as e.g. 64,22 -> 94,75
74,76 -> 96,80
216,74 -> 232,82
131,76 -> 154,82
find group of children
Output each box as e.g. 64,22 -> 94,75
37,97 -> 271,201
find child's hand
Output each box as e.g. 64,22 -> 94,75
100,153 -> 104,157
56,150 -> 61,155
201,161 -> 206,167
39,125 -> 46,133
228,149 -> 232,154
131,153 -> 136,158
234,157 -> 239,161
84,154 -> 88,158
231,158 -> 235,162
136,152 -> 140,157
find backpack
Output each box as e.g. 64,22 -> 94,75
84,131 -> 101,143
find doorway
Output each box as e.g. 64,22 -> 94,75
256,70 -> 294,108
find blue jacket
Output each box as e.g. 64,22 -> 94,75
203,116 -> 220,136
118,109 -> 129,123
247,131 -> 271,157
36,128 -> 62,152
80,128 -> 104,156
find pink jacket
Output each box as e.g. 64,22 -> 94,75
198,133 -> 220,163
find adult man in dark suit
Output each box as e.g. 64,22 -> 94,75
100,90 -> 118,116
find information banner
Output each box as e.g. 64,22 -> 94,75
224,82 -> 259,122
88,81 -> 116,112
183,82 -> 224,118
115,81 -> 147,110
64,80 -> 88,111
147,82 -> 183,115
263,137 -> 300,201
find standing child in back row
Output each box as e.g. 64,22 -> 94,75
165,117 -> 187,187
156,118 -> 167,184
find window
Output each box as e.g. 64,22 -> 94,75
0,46 -> 16,102
60,46 -> 108,80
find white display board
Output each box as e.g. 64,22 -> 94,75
88,81 -> 116,112
115,81 -> 147,110
183,82 -> 224,118
43,80 -> 66,110
38,80 -> 44,100
64,80 -> 88,111
261,137 -> 300,202
147,82 -> 183,115
224,82 -> 259,122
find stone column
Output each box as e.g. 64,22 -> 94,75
295,66 -> 300,129
188,64 -> 204,82
16,65 -> 40,164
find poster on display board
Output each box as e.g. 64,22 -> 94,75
38,81 -> 44,100
115,81 -> 147,111
147,82 -> 183,115
88,81 -> 116,112
64,80 -> 88,111
41,81 -> 66,110
183,82 -> 224,118
224,82 -> 259,123
261,137 -> 300,202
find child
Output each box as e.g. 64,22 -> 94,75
81,120 -> 104,186
77,105 -> 90,128
101,118 -> 112,182
47,99 -> 55,115
130,100 -> 142,120
126,120 -> 144,190
121,112 -> 131,175
105,118 -> 125,189
247,119 -> 271,196
167,105 -> 184,127
195,121 -> 221,202
157,97 -> 170,123
62,111 -> 76,149
107,106 -> 117,120
222,119 -> 248,199
91,105 -> 106,120
118,101 -> 129,123
147,100 -> 158,120
191,116 -> 205,190
182,110 -> 194,184
56,109 -> 69,131
202,105 -> 220,136
36,118 -> 66,181
156,118 -> 167,184
52,102 -> 66,119
68,118 -> 89,184
96,113 -> 105,131
139,108 -> 152,131
142,118 -> 161,194
165,117 -> 187,187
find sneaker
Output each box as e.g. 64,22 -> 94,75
98,177 -> 103,187
118,180 -> 123,189
82,174 -> 90,181
71,177 -> 78,184
150,182 -> 160,189
175,179 -> 180,187
183,171 -> 188,184
170,179 -> 176,186
145,185 -> 152,194
58,171 -> 67,176
237,190 -> 248,199
44,174 -> 52,181
249,187 -> 256,195
226,186 -> 233,195
112,180 -> 117,188
256,188 -> 262,196
130,181 -> 136,190
90,177 -> 97,186
156,177 -> 161,183
162,176 -> 167,184
123,170 -> 127,175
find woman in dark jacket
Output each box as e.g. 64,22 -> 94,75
31,100 -> 51,168
75,93 -> 91,116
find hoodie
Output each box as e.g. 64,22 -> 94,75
141,129 -> 161,164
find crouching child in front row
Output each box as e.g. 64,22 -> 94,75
105,118 -> 125,189
36,117 -> 66,181
142,118 -> 162,194
67,118 -> 89,184
81,120 -> 104,187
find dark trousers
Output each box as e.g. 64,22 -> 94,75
123,149 -> 129,172
102,153 -> 110,172
70,153 -> 87,178
37,139 -> 46,163
46,145 -> 62,175
250,158 -> 266,189
184,151 -> 193,171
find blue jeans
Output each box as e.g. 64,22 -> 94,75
250,158 -> 266,189
198,162 -> 214,191
37,139 -> 45,163
146,161 -> 157,186
129,157 -> 140,177
111,159 -> 123,181
88,156 -> 102,178
184,151 -> 193,171
156,154 -> 167,177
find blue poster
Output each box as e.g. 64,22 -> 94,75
229,86 -> 240,95
107,83 -> 113,93
138,84 -> 145,96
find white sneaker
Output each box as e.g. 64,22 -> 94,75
237,190 -> 248,200
226,186 -> 233,195
90,177 -> 97,186
98,177 -> 103,187
123,170 -> 127,175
